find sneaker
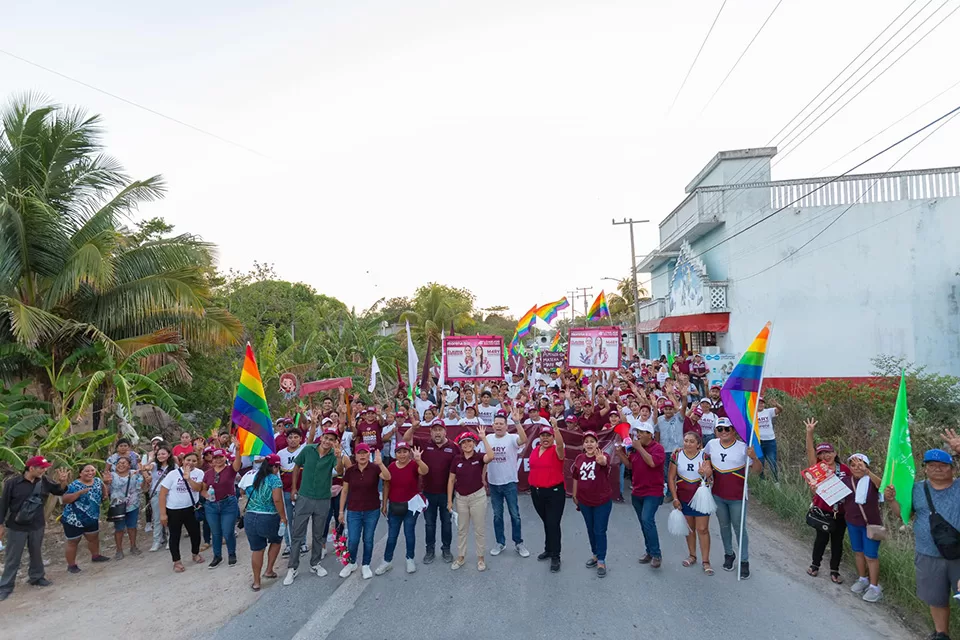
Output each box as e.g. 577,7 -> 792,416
283,568 -> 298,585
516,543 -> 530,558
300,544 -> 309,555
930,633 -> 951,640
149,542 -> 161,552
597,565 -> 607,578
0,591 -> 9,601
851,577 -> 869,594
739,562 -> 750,580
114,550 -> 124,561
550,557 -> 561,573
441,549 -> 454,563
361,565 -> 373,580
228,555 -> 237,566
282,547 -> 291,558
451,558 -> 465,570
406,559 -> 416,574
862,585 -> 883,603
311,564 -> 328,577
91,555 -> 110,563
321,547 -> 327,560
339,563 -> 358,578
423,550 -> 436,564
68,565 -> 81,574
208,556 -> 223,569
130,547 -> 142,556
165,542 -> 169,550
537,551 -> 551,561
722,554 -> 736,572
490,543 -> 505,556
585,557 -> 598,568
28,578 -> 52,587
145,523 -> 153,532
374,561 -> 393,576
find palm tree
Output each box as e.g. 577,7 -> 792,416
400,284 -> 473,387
0,94 -> 241,366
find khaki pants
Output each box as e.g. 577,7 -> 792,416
455,488 -> 486,559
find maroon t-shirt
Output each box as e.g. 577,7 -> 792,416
203,465 -> 239,501
579,412 -> 605,432
842,476 -> 882,527
415,438 -> 458,495
387,460 -> 420,503
690,362 -> 707,377
629,442 -> 666,497
451,453 -> 486,496
682,417 -> 702,437
344,463 -> 381,512
573,453 -> 612,507
357,420 -> 383,451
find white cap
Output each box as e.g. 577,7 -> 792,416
637,423 -> 655,434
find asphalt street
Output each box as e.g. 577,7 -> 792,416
210,494 -> 916,640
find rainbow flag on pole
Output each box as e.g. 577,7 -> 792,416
587,291 -> 610,321
515,305 -> 539,339
536,297 -> 569,323
549,332 -> 561,352
720,322 -> 771,459
231,343 -> 276,455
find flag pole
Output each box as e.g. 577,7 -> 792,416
737,335 -> 770,582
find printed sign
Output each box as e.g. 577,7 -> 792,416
444,336 -> 505,380
507,353 -> 525,374
703,353 -> 737,389
567,327 -> 621,370
540,352 -> 565,371
801,462 -> 853,507
801,462 -> 833,489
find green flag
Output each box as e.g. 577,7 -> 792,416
667,352 -> 675,377
880,372 -> 915,525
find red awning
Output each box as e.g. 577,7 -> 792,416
636,319 -> 664,334
657,312 -> 730,333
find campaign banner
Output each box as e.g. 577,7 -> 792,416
567,327 -> 621,370
540,351 -> 565,371
801,462 -> 852,507
703,353 -> 737,389
444,335 -> 504,380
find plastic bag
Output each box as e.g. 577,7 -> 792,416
690,483 -> 717,515
667,507 -> 691,536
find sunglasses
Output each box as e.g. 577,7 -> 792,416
214,471 -> 221,483
715,426 -> 733,433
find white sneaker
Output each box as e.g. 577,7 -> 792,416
311,564 -> 328,577
361,565 -> 373,580
283,568 -> 298,586
862,585 -> 883,603
374,561 -> 393,576
850,577 -> 869,594
145,523 -> 153,532
321,547 -> 327,560
149,542 -> 161,552
490,543 -> 505,556
406,559 -> 416,574
516,543 -> 530,558
339,563 -> 357,578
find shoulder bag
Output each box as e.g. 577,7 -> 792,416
13,479 -> 45,525
853,478 -> 888,540
107,475 -> 132,522
178,469 -> 202,512
924,481 -> 960,559
806,504 -> 837,532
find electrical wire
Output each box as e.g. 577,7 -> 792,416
666,0 -> 729,114
0,48 -> 270,158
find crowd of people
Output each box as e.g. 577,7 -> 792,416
2,351 -> 960,639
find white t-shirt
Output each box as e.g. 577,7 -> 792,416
698,411 -> 717,436
414,397 -> 433,420
381,425 -> 397,457
476,404 -> 498,426
278,445 -> 304,473
459,417 -> 481,428
656,370 -> 669,386
159,468 -> 204,510
756,408 -> 777,441
484,433 -> 522,486
341,430 -> 353,456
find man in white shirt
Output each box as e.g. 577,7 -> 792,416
476,391 -> 498,426
506,371 -> 525,399
413,387 -> 434,420
480,410 -> 530,558
277,428 -> 306,557
696,398 -> 717,444
756,396 -> 782,481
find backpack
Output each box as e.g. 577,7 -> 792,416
924,481 -> 960,560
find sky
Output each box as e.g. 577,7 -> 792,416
3,0 -> 959,321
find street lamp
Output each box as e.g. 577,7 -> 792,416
611,218 -> 649,337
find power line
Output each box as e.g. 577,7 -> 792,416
0,48 -> 270,158
666,0 -> 729,114
699,0 -> 786,114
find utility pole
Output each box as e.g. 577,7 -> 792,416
566,289 -> 579,326
611,218 -> 649,341
574,287 -> 593,327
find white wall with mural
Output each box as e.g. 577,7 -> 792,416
668,241 -> 708,316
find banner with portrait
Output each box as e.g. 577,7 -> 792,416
567,327 -> 621,370
443,335 -> 505,380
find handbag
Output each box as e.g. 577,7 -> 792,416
806,505 -> 837,532
107,475 -> 133,522
13,480 -> 45,525
924,481 -> 960,559
848,477 -> 888,541
388,501 -> 409,517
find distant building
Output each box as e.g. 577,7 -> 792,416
636,148 -> 960,394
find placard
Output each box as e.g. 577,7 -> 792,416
567,327 -> 621,370
444,336 -> 505,380
540,351 -> 565,371
801,462 -> 852,507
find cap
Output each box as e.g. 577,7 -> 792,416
364,406 -> 377,414
321,417 -> 333,426
394,441 -> 411,451
538,426 -> 554,436
699,397 -> 712,404
924,449 -> 954,464
24,455 -> 52,469
581,430 -> 599,440
609,410 -> 620,417
637,423 -> 655,434
815,443 -> 835,454
661,399 -> 675,408
553,399 -> 564,406
211,448 -> 227,458
203,446 -> 214,455
457,432 -> 479,444
716,417 -> 733,428
692,406 -> 703,416
355,443 -> 372,453
151,435 -> 164,443
564,415 -> 578,423
322,428 -> 341,440
495,409 -> 508,419
263,453 -> 281,465
758,396 -> 765,403
430,419 -> 447,428
710,384 -> 721,391
847,453 -> 871,466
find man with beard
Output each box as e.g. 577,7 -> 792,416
481,410 -> 530,559
403,420 -> 457,563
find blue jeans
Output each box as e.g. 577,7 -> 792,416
580,501 -> 612,563
619,465 -> 626,497
760,439 -> 778,481
347,509 -> 380,566
423,492 -> 452,552
205,495 -> 239,559
490,482 -> 523,546
715,495 -> 748,561
282,491 -> 295,548
630,494 -> 662,558
384,509 -> 419,562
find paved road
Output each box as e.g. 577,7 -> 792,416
211,494 -> 915,640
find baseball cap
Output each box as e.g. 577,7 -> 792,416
457,432 -> 478,444
495,409 -> 508,419
24,455 -> 52,469
322,428 -> 341,439
355,443 -> 372,453
636,423 -> 655,434
394,441 -> 411,451
699,397 -> 711,405
151,435 -> 164,443
710,384 -> 721,391
661,399 -> 675,408
924,449 -> 953,465
263,453 -> 281,465
211,448 -> 228,458
538,426 -> 554,436
692,406 -> 703,416
582,430 -> 599,440
430,419 -> 446,428
564,415 -> 578,424
321,417 -> 333,426
815,443 -> 835,454
715,417 -> 733,429
395,411 -> 406,419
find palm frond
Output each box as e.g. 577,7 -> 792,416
0,296 -> 65,346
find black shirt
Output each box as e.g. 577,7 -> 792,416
0,474 -> 67,531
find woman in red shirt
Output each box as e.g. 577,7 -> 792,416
529,419 -> 566,573
376,441 -> 428,575
572,431 -> 611,577
447,430 -> 494,571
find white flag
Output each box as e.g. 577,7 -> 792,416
406,320 -> 419,398
438,330 -> 446,389
368,356 -> 381,393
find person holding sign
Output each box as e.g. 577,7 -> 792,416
804,418 -> 850,584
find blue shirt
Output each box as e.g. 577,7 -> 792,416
913,479 -> 960,558
245,474 -> 282,514
62,478 -> 104,527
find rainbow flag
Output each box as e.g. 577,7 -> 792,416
549,332 -> 561,352
515,305 -> 539,339
231,343 -> 276,456
719,322 -> 771,459
536,297 -> 569,324
587,291 -> 610,321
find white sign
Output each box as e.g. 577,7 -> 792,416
704,353 -> 737,389
815,475 -> 853,507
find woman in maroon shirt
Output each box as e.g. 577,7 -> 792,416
338,444 -> 391,579
447,430 -> 494,571
375,441 -> 428,575
572,431 -> 611,577
804,418 -> 850,584
200,441 -> 243,568
529,419 -> 566,573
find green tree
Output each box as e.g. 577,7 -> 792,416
401,283 -> 474,386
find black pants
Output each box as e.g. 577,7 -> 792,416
531,483 -> 565,558
811,512 -> 846,572
167,506 -> 201,562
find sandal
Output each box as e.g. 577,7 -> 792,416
682,555 -> 697,568
263,571 -> 278,579
806,565 -> 819,577
830,571 -> 844,584
702,562 -> 715,576
173,562 -> 185,573
477,559 -> 487,572
193,554 -> 204,564
251,584 -> 261,592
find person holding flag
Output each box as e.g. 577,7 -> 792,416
201,445 -> 243,568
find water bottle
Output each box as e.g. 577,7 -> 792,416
207,486 -> 215,501
278,521 -> 286,538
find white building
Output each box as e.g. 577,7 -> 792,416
636,148 -> 960,394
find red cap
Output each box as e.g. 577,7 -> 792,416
25,455 -> 52,469
661,400 -> 675,408
394,441 -> 411,451
395,411 -> 406,418
202,446 -> 214,455
538,426 -> 554,436
553,399 -> 564,406
322,428 -> 341,440
710,384 -> 721,391
355,443 -> 372,453
211,448 -> 228,458
456,432 -> 479,444
693,406 -> 703,416
581,430 -> 599,440
495,409 -> 508,418
263,453 -> 281,465
430,419 -> 446,428
564,415 -> 578,423
364,406 -> 377,414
